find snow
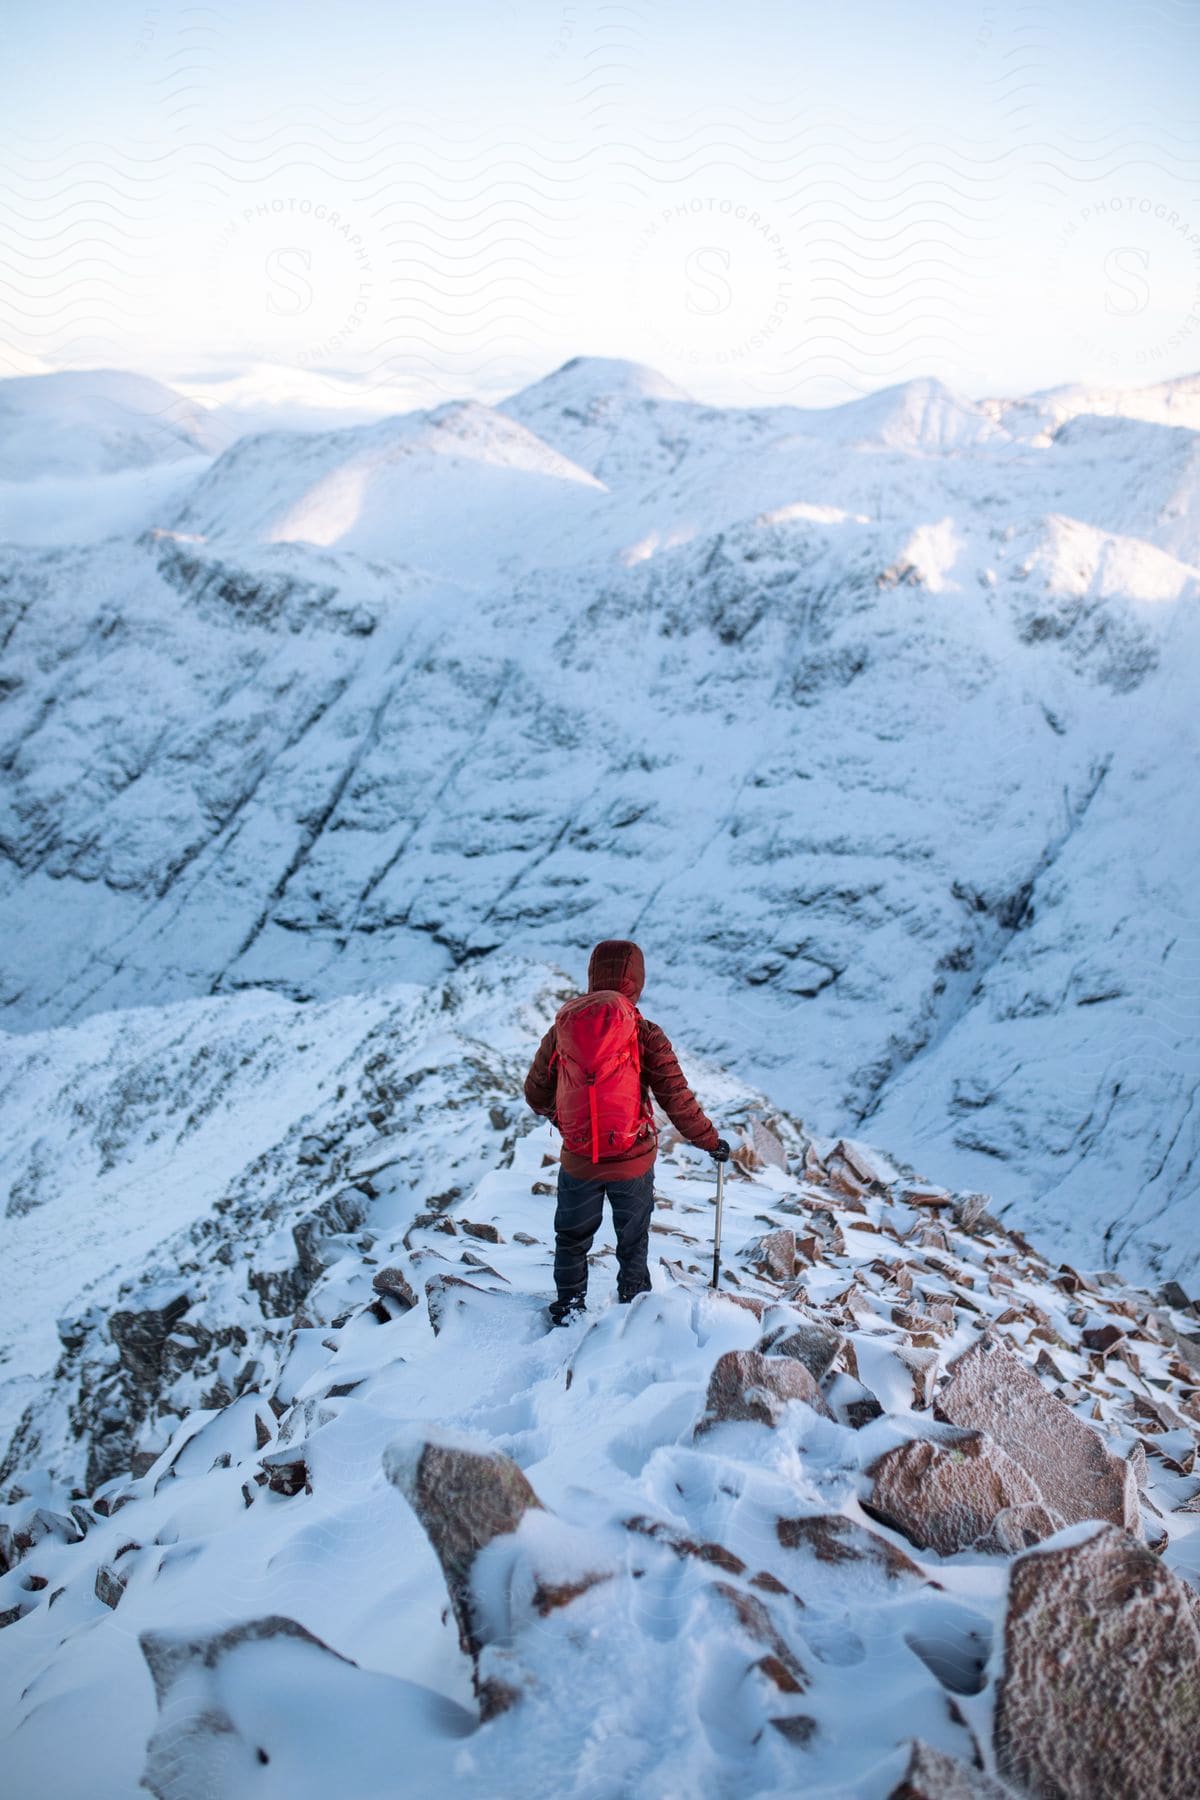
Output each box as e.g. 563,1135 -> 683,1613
172,398 -> 607,578
1,981 -> 1194,1794
0,353 -> 1197,1794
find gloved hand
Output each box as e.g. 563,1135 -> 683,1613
710,1137 -> 731,1163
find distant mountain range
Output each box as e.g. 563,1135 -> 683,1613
1,355 -> 1197,1290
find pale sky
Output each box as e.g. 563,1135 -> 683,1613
3,0 -> 1199,408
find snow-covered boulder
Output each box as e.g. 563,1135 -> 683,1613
993,1524 -> 1200,1800
933,1335 -> 1139,1533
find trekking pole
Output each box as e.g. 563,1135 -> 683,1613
710,1159 -> 725,1289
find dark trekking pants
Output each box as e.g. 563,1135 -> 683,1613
554,1164 -> 655,1302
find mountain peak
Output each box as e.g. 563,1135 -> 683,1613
824,376 -> 1000,450
0,366 -> 220,478
502,356 -> 695,413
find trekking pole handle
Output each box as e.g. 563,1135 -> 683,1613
710,1159 -> 725,1289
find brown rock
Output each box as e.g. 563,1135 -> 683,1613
530,1571 -> 612,1615
994,1524 -> 1200,1800
953,1194 -> 999,1236
696,1349 -> 834,1434
95,1563 -> 128,1609
935,1334 -> 1138,1532
806,1207 -> 848,1253
834,1138 -> 889,1187
138,1616 -> 370,1799
259,1450 -> 310,1497
989,1503 -> 1068,1555
894,1342 -> 940,1409
424,1273 -> 496,1334
889,1739 -> 1015,1799
713,1580 -> 810,1695
900,1185 -> 953,1209
623,1515 -> 747,1576
826,1375 -> 885,1429
769,1713 -> 818,1745
1033,1347 -> 1067,1383
715,1293 -> 769,1321
751,1117 -> 789,1171
460,1220 -> 503,1244
776,1513 -> 926,1583
759,1316 -> 843,1382
1082,1322 -> 1124,1354
751,1227 -> 797,1282
109,1291 -> 190,1385
371,1266 -> 418,1310
866,1431 -> 1054,1556
384,1433 -> 541,1657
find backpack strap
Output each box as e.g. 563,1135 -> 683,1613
587,1071 -> 599,1162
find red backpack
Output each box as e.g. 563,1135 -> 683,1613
551,990 -> 652,1163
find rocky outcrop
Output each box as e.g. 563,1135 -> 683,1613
934,1335 -> 1139,1532
696,1348 -> 833,1433
460,1220 -> 503,1244
866,1431 -> 1061,1556
994,1524 -> 1200,1800
748,1227 -> 797,1282
259,1448 -> 310,1497
713,1578 -> 813,1737
383,1431 -> 542,1659
759,1312 -> 843,1381
138,1612 -> 474,1799
109,1290 -> 190,1387
140,1616 -> 352,1799
94,1562 -> 127,1609
370,1265 -> 418,1312
423,1273 -> 506,1335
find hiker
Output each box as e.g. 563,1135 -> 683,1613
524,938 -> 730,1325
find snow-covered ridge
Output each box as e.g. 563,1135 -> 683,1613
0,369 -> 220,480
1,958 -> 1196,1796
1,354 -> 1198,1298
169,397 -> 607,576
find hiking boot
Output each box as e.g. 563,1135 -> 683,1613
548,1293 -> 587,1328
617,1279 -> 652,1305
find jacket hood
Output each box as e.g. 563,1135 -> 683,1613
587,938 -> 645,1003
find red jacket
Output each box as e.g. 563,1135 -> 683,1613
524,939 -> 720,1180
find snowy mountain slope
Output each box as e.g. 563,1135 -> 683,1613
500,359 -> 1199,546
998,371 -> 1200,436
172,399 -> 608,580
0,959 -> 553,1495
1,979 -> 1197,1798
0,370 -> 220,480
1,357 -> 1197,1293
868,586 -> 1200,1276
0,369 -> 222,551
